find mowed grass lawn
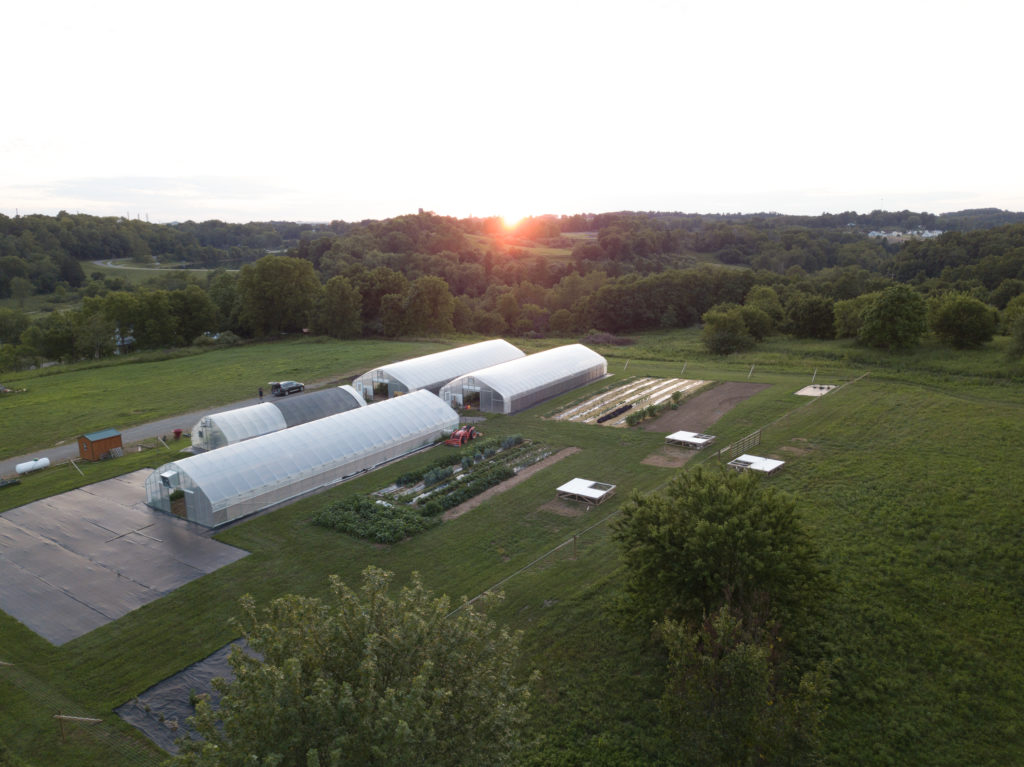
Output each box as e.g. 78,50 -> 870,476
1,335 -> 1022,766
0,337 -> 450,459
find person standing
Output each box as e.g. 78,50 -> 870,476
258,386 -> 264,401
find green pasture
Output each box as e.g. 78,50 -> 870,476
1,333 -> 1023,765
0,337 -> 449,460
84,260 -> 203,287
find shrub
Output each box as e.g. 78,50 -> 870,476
422,466 -> 454,487
702,305 -> 756,355
578,332 -> 636,346
928,292 -> 997,349
501,434 -> 524,450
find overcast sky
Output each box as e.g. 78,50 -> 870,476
3,1 -> 1021,224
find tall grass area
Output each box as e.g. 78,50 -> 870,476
1,331 -> 1022,765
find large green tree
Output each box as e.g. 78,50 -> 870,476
784,293 -> 835,340
314,276 -> 362,339
173,567 -> 534,767
236,255 -> 321,336
170,284 -> 220,344
660,608 -> 830,767
701,304 -> 756,355
857,284 -> 927,350
612,467 -> 823,633
927,292 -> 997,349
0,307 -> 29,345
401,276 -> 455,335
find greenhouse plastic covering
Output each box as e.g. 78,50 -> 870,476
439,344 -> 607,414
274,385 -> 365,428
148,390 -> 458,527
190,386 -> 366,450
191,404 -> 286,451
352,339 -> 524,399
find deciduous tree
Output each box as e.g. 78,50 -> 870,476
236,255 -> 320,336
927,292 -> 997,349
172,567 -> 534,767
612,467 -> 823,632
661,607 -> 829,767
784,293 -> 835,340
857,284 -> 926,350
314,276 -> 362,339
701,304 -> 755,355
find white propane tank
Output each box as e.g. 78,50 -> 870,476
15,457 -> 50,475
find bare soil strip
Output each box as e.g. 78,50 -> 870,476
442,447 -> 580,521
641,381 -> 771,434
553,378 -> 710,427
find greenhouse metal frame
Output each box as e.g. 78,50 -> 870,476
351,339 -> 524,400
190,386 -> 366,451
147,390 -> 459,527
439,344 -> 607,414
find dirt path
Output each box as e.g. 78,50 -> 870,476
442,447 -> 580,521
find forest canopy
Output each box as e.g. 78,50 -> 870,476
3,206 -> 1024,371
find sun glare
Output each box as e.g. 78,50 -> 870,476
500,215 -> 524,232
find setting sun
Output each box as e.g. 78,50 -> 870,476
500,215 -> 526,232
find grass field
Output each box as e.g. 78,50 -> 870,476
0,337 -> 450,460
1,332 -> 1022,766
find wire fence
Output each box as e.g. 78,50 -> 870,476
1,662 -> 163,766
452,371 -> 873,613
449,503 -> 622,617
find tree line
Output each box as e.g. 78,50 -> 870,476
4,209 -> 1024,372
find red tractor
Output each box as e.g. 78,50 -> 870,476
445,425 -> 481,446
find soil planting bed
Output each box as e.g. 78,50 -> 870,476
642,381 -> 770,434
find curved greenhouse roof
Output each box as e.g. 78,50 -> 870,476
439,344 -> 607,414
150,390 -> 457,527
352,339 -> 523,400
191,385 -> 366,451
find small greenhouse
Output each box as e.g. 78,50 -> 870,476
351,339 -> 524,400
147,390 -> 458,528
191,385 -> 366,451
439,344 -> 607,414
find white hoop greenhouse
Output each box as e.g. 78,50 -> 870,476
147,390 -> 459,528
191,385 -> 367,451
351,339 -> 523,400
439,344 -> 607,414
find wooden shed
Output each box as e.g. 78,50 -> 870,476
78,429 -> 123,461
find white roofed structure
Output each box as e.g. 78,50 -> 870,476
556,478 -> 617,504
727,454 -> 785,474
352,339 -> 524,400
665,431 -> 716,449
439,344 -> 607,414
147,390 -> 458,527
190,385 -> 366,451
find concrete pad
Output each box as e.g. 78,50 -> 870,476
0,470 -> 248,646
795,384 -> 836,397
